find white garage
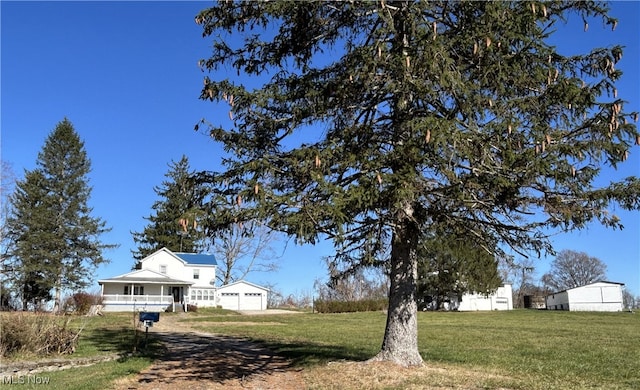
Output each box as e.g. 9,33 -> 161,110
216,281 -> 269,311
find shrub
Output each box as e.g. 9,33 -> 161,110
187,304 -> 198,312
63,292 -> 104,315
313,298 -> 388,313
0,313 -> 80,357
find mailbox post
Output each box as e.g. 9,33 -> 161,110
139,312 -> 160,347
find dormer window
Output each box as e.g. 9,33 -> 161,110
193,269 -> 200,280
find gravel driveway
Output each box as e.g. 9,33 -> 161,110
113,312 -> 305,390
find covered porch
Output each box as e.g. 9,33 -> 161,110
98,269 -> 193,312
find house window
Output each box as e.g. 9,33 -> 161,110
124,285 -> 144,295
197,290 -> 202,300
160,265 -> 167,274
193,269 -> 200,280
191,290 -> 196,301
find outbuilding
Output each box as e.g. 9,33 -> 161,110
546,281 -> 625,312
216,280 -> 269,311
457,284 -> 513,311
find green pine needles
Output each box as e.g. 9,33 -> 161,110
6,119 -> 115,312
194,2 -> 639,366
132,155 -> 208,264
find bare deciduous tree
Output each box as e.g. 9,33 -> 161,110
622,288 -> 639,310
499,256 -> 539,308
1,161 -> 17,310
542,250 -> 607,292
314,266 -> 389,302
213,221 -> 280,286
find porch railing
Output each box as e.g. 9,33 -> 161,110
102,294 -> 173,304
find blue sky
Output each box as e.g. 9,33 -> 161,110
2,1 -> 639,297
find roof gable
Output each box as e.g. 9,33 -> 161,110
218,280 -> 269,292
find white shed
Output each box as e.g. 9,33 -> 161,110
546,281 -> 624,311
457,284 -> 513,311
216,280 -> 269,311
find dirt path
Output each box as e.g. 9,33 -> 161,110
113,313 -> 306,390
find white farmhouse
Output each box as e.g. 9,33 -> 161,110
98,248 -> 268,312
546,281 -> 625,312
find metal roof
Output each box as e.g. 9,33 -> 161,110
174,252 -> 217,266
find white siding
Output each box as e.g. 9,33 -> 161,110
546,282 -> 624,311
546,291 -> 569,310
601,286 -> 623,302
217,281 -> 269,310
142,250 -> 185,278
457,284 -> 513,311
141,249 -> 216,288
184,265 -> 216,289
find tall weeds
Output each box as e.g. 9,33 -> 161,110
0,313 -> 82,357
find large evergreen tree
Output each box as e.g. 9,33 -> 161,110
6,119 -> 113,312
132,155 -> 207,264
6,170 -> 56,310
195,2 -> 639,366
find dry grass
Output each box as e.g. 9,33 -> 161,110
302,360 -> 517,390
0,312 -> 81,358
191,321 -> 286,327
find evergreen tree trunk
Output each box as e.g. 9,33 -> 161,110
369,1 -> 423,368
371,203 -> 423,367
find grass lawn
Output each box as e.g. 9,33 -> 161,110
1,309 -> 637,389
185,309 -> 639,389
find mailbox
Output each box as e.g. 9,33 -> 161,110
139,312 -> 160,322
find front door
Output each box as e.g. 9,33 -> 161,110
171,287 -> 181,303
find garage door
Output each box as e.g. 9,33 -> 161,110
243,293 -> 263,310
219,292 -> 239,310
